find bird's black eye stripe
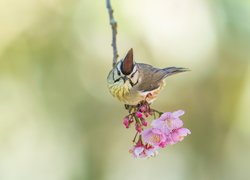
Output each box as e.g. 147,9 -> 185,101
130,69 -> 137,78
129,78 -> 139,87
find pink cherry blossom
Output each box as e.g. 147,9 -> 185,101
129,144 -> 158,158
130,146 -> 145,158
151,110 -> 184,134
141,128 -> 167,148
141,110 -> 191,149
122,105 -> 191,158
170,128 -> 191,144
144,146 -> 158,157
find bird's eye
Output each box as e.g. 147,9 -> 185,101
131,73 -> 134,78
117,71 -> 121,76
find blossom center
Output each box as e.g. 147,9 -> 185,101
149,134 -> 161,143
166,119 -> 172,128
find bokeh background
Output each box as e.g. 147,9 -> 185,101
0,0 -> 249,180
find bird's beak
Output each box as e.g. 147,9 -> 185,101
121,76 -> 128,82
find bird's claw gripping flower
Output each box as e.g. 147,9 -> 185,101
122,102 -> 191,158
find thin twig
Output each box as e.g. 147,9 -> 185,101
151,108 -> 163,117
106,0 -> 119,67
132,132 -> 138,143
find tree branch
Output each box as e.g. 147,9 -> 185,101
106,0 -> 119,67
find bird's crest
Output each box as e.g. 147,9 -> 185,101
121,48 -> 134,75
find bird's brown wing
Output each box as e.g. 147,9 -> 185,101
137,63 -> 166,92
136,63 -> 188,92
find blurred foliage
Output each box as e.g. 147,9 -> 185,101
0,0 -> 249,180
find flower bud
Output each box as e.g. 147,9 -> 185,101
123,117 -> 130,128
141,120 -> 148,126
135,123 -> 142,133
136,112 -> 143,118
139,105 -> 147,113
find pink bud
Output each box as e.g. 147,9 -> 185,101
149,111 -> 153,115
136,112 -> 143,118
123,117 -> 130,128
142,120 -> 148,127
139,106 -> 147,112
136,139 -> 144,147
129,119 -> 134,123
136,124 -> 142,133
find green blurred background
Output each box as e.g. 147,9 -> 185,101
0,0 -> 249,180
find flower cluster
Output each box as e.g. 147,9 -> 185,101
123,103 -> 191,158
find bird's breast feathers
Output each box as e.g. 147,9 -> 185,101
108,80 -> 165,105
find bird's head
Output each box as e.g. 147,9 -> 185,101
107,48 -> 140,95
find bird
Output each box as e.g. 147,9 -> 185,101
107,48 -> 189,106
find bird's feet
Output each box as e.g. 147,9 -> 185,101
124,104 -> 137,113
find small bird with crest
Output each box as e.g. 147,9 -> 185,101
107,48 -> 188,107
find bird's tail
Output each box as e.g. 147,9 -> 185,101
163,67 -> 190,77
